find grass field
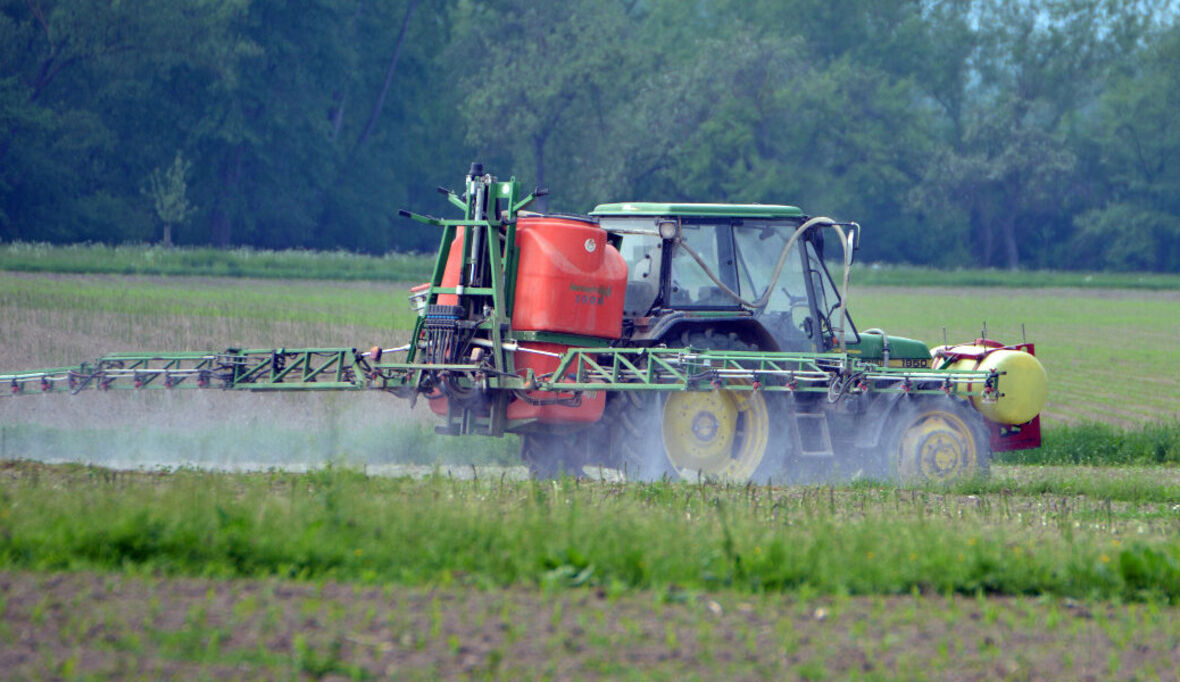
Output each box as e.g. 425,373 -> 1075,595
3,271 -> 1174,425
0,271 -> 1176,468
5,461 -> 1180,597
848,285 -> 1180,426
2,461 -> 1180,678
1,268 -> 1179,678
0,242 -> 435,282
6,241 -> 1180,290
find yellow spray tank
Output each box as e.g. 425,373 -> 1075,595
931,340 -> 1048,425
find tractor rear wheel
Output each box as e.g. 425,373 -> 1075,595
520,429 -> 588,479
604,391 -> 674,481
610,330 -> 790,483
885,397 -> 990,484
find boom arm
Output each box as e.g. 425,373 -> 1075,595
4,345 -> 1002,402
2,348 -> 381,395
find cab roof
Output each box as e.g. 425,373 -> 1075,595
590,202 -> 804,219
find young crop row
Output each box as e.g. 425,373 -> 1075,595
1,462 -> 1177,603
6,569 -> 1180,679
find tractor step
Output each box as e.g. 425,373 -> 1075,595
793,411 -> 835,458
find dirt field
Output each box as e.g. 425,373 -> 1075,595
3,571 -> 1179,680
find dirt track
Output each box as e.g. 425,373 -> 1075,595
3,571 -> 1178,680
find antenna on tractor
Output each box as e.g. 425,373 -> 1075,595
1022,323 -> 1027,344
981,321 -> 988,340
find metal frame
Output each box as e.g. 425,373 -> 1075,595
4,345 -> 1000,402
3,348 -> 366,395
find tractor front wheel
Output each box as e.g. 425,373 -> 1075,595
885,397 -> 990,484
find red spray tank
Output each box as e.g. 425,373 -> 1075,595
430,215 -> 627,423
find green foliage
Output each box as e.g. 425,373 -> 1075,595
1073,205 -> 1180,272
1,462 -> 1179,603
1070,22 -> 1180,272
0,242 -> 433,281
143,151 -> 196,246
997,421 -> 1180,467
0,1 -> 1178,271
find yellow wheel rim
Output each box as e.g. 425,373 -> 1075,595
897,409 -> 979,483
661,387 -> 770,481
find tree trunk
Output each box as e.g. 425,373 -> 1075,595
1002,178 -> 1021,270
970,201 -> 993,267
1002,212 -> 1020,270
356,0 -> 420,148
210,146 -> 243,247
162,223 -> 173,248
210,209 -> 230,248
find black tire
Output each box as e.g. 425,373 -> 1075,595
520,429 -> 588,479
607,329 -> 792,483
604,391 -> 675,481
881,396 -> 991,485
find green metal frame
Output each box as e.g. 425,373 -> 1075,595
4,345 -> 999,404
399,172 -> 541,376
3,348 -> 367,395
366,347 -> 999,399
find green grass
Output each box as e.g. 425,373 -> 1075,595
2,271 -> 1176,441
975,465 -> 1180,504
0,271 -> 411,330
2,261 -> 1179,677
7,570 -> 1177,680
3,241 -> 1179,289
1,462 -> 1178,603
0,242 -> 434,282
0,273 -> 415,371
852,263 -> 1180,290
850,285 -> 1180,425
1000,420 -> 1180,467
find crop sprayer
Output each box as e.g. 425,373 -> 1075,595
2,164 -> 1048,483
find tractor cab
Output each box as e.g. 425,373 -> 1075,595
591,203 -> 858,353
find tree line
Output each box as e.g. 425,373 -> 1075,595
2,0 -> 1178,271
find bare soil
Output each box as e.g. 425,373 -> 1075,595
2,571 -> 1178,680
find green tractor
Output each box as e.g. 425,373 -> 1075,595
399,166 -> 1047,483
513,201 -> 1045,482
3,165 -> 1047,485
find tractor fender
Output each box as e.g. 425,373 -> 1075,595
852,392 -> 907,449
861,392 -> 991,454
